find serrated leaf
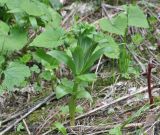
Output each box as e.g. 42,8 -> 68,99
20,54 -> 32,63
128,5 -> 149,28
131,33 -> 144,45
0,27 -> 27,51
99,13 -> 127,36
76,73 -> 96,82
3,62 -> 30,90
30,26 -> 64,48
30,65 -> 40,73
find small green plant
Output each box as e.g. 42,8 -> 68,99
54,122 -> 67,135
99,4 -> 149,78
44,23 -> 119,126
31,22 -> 119,126
16,122 -> 24,132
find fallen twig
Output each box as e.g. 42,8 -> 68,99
22,118 -> 31,135
68,122 -> 144,132
68,123 -> 144,135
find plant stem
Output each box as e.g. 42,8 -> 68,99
69,81 -> 78,126
131,0 -> 137,5
118,5 -> 130,74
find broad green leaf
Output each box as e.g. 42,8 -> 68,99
7,8 -> 23,13
47,7 -> 62,27
30,26 -> 64,48
0,55 -> 5,66
76,89 -> 92,102
29,17 -> 38,29
0,21 -> 9,35
3,62 -> 30,90
55,78 -> 74,99
76,105 -> 83,114
49,0 -> 62,10
0,0 -> 7,5
54,122 -> 67,135
4,0 -> 61,27
55,85 -> 72,99
128,5 -> 149,28
104,36 -> 119,59
16,123 -> 24,132
0,27 -> 27,51
35,49 -> 58,66
82,47 -> 111,73
61,78 -> 74,89
48,50 -> 76,75
40,70 -> 52,81
33,82 -> 42,92
99,13 -> 127,36
131,33 -> 144,45
0,85 -> 3,95
60,105 -> 69,114
72,23 -> 97,61
72,46 -> 84,74
96,35 -> 119,59
109,126 -> 122,135
5,0 -> 20,10
20,0 -> 44,16
76,73 -> 96,82
20,53 -> 32,63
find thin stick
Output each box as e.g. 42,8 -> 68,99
22,119 -> 31,135
144,120 -> 159,134
68,122 -> 144,131
91,55 -> 102,90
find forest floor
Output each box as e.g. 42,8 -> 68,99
1,1 -> 160,135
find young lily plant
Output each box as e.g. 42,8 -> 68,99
44,23 -> 119,126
